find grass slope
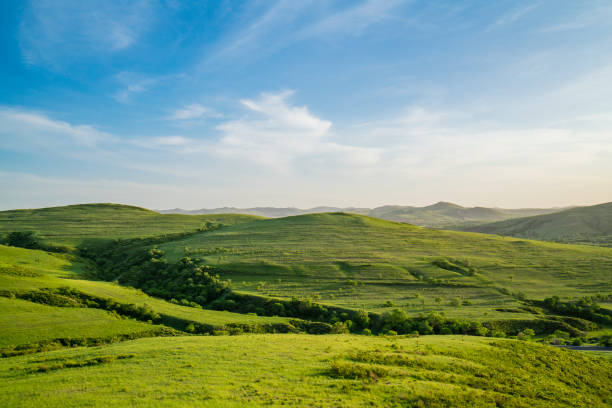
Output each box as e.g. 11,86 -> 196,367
0,297 -> 162,349
0,334 -> 610,407
0,245 -> 292,350
461,202 -> 612,246
159,213 -> 612,318
0,203 -> 260,247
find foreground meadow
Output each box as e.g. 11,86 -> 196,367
1,334 -> 610,408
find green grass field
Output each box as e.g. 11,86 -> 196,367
1,204 -> 611,406
157,212 -> 612,318
0,334 -> 609,407
0,203 -> 259,247
0,297 -> 164,348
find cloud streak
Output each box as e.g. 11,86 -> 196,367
19,0 -> 156,68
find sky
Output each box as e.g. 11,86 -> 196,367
1,0 -> 611,210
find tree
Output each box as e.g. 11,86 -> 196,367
331,322 -> 349,334
4,231 -> 41,249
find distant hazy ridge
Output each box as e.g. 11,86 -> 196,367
160,201 -> 563,228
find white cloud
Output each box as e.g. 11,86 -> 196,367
2,89 -> 611,209
168,104 -> 219,121
213,90 -> 380,170
19,0 -> 156,68
0,107 -> 113,148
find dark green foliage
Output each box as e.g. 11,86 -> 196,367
0,328 -> 178,358
330,322 -> 349,334
375,310 -> 489,337
536,295 -> 612,325
27,354 -> 135,373
484,318 -> 583,337
599,334 -> 612,347
289,320 -> 333,334
2,231 -> 69,253
79,239 -> 230,307
6,287 -> 162,323
3,231 -> 41,249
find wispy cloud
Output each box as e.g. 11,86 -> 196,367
0,107 -> 114,148
19,0 -> 156,68
487,2 -> 539,31
541,4 -> 612,32
297,0 -> 407,38
112,72 -> 177,103
204,0 -> 408,67
168,104 -> 219,121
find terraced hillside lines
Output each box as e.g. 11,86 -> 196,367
159,213 -> 612,317
0,203 -> 261,247
0,335 -> 610,408
462,201 -> 612,246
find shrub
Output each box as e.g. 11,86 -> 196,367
571,337 -> 583,346
331,322 -> 349,334
490,330 -> 506,338
598,334 -> 612,347
328,361 -> 388,382
4,231 -> 42,249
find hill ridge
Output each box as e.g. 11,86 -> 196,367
159,202 -> 563,228
461,201 -> 612,246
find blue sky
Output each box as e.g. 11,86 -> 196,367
1,0 -> 611,210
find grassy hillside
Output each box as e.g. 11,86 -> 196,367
0,334 -> 610,407
161,202 -> 561,228
158,213 -> 612,318
0,297 -> 164,349
0,244 -> 296,352
0,203 -> 260,247
462,202 -> 612,246
1,204 -> 611,407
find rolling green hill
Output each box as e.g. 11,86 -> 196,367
0,203 -> 260,247
1,204 -> 611,407
161,202 -> 561,228
462,202 -> 612,246
0,334 -> 610,408
158,212 -> 612,319
0,244 -> 295,353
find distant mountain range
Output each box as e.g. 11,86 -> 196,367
460,201 -> 612,247
159,202 -> 564,228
